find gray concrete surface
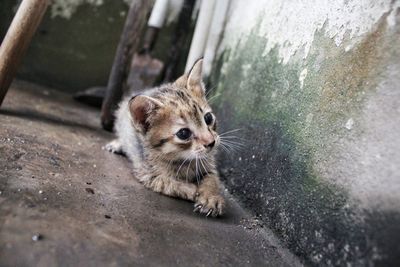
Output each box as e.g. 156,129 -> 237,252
0,81 -> 300,267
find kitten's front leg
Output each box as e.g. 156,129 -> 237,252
103,139 -> 124,154
146,176 -> 198,201
194,174 -> 225,217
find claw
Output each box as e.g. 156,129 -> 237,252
206,209 -> 213,217
193,204 -> 202,212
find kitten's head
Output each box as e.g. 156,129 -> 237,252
129,59 -> 219,162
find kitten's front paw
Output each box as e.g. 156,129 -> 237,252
102,140 -> 123,154
193,193 -> 225,217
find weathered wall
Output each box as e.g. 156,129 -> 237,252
210,0 -> 400,266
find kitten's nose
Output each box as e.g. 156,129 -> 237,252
204,140 -> 215,149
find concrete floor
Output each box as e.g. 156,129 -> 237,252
0,81 -> 300,267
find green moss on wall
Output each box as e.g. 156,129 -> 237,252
210,14 -> 399,266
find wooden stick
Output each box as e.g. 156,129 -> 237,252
101,0 -> 153,131
0,0 -> 49,106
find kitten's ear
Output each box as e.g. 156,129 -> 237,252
129,95 -> 163,132
187,58 -> 205,97
174,58 -> 205,97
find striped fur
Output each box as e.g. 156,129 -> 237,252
105,59 -> 224,217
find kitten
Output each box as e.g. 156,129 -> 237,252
104,59 -> 225,217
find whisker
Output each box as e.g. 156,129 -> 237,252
218,143 -> 237,160
202,157 -> 216,172
220,137 -> 244,144
221,143 -> 244,150
221,145 -> 242,152
195,155 -> 200,185
186,158 -> 194,183
207,93 -> 221,104
219,143 -> 231,153
219,128 -> 243,136
166,159 -> 174,172
199,157 -> 209,177
219,147 -> 234,160
204,154 -> 215,165
220,143 -> 234,153
220,140 -> 245,148
175,157 -> 189,179
205,86 -> 217,98
219,135 -> 244,141
219,140 -> 243,152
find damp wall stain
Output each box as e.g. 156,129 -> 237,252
210,1 -> 400,266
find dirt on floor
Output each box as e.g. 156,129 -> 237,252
0,81 -> 300,267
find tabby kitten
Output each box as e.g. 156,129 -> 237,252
105,59 -> 224,217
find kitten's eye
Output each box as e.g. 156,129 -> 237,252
176,128 -> 192,140
204,112 -> 213,125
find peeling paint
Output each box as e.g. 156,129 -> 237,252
299,68 -> 308,89
344,118 -> 354,130
221,0 -> 398,64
